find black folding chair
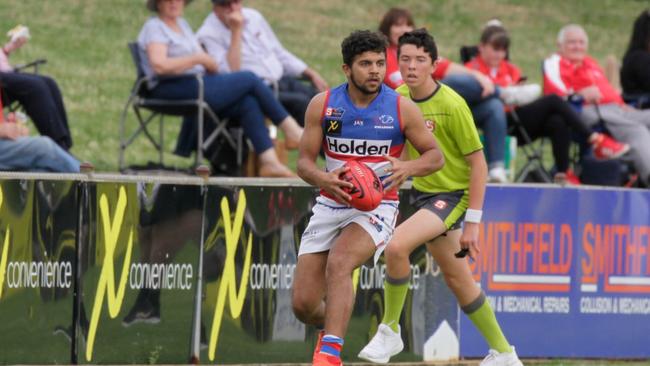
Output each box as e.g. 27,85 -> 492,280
508,109 -> 553,183
14,58 -> 47,73
459,45 -> 552,183
118,42 -> 244,171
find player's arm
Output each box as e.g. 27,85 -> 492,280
297,92 -> 353,203
459,148 -> 488,260
383,97 -> 444,191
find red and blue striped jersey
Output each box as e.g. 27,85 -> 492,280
320,83 -> 405,201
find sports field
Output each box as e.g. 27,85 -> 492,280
0,0 -> 644,172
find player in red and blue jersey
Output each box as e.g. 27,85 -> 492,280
291,30 -> 444,366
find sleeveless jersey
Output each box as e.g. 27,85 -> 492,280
320,83 -> 405,201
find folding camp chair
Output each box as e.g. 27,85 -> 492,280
118,42 -> 244,172
459,45 -> 553,183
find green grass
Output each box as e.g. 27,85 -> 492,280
0,0 -> 645,172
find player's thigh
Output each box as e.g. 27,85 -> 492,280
327,223 -> 376,276
388,208 -> 447,257
426,230 -> 480,305
293,252 -> 328,307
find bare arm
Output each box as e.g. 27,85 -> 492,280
383,97 -> 444,191
459,149 -> 488,260
2,36 -> 27,55
297,92 -> 353,203
224,10 -> 244,71
302,67 -> 329,92
0,122 -> 29,140
147,43 -> 217,75
576,85 -> 602,104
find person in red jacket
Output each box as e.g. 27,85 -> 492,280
543,24 -> 650,186
467,24 -> 628,184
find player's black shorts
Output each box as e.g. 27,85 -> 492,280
409,189 -> 468,231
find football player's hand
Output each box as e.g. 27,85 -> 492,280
382,155 -> 410,192
321,166 -> 353,204
459,222 -> 480,261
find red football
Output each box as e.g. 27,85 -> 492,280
341,160 -> 384,211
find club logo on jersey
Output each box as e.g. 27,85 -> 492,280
374,114 -> 395,130
433,200 -> 447,210
327,119 -> 342,135
379,115 -> 393,124
325,107 -> 345,118
425,118 -> 436,132
326,137 -> 391,156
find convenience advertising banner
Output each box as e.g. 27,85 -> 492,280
0,179 -> 78,364
197,186 -> 458,364
77,183 -> 203,364
461,186 -> 650,358
1,178 -> 648,363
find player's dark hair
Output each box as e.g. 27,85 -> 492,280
397,28 -> 438,62
341,30 -> 388,66
378,8 -> 415,41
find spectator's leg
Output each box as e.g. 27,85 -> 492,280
584,105 -> 650,184
221,96 -> 274,154
151,74 -> 293,160
441,74 -> 507,173
620,107 -> 650,129
441,74 -> 498,105
544,115 -> 572,173
221,95 -> 294,177
512,98 -> 573,173
533,95 -> 593,136
0,136 -> 79,172
278,88 -> 312,127
0,72 -> 72,150
471,98 -> 507,171
173,116 -> 199,158
40,75 -> 72,149
202,72 -> 290,124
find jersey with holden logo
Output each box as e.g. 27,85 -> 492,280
320,83 -> 404,201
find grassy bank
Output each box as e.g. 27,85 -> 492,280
0,0 -> 644,172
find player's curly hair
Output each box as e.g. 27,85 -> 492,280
341,30 -> 388,66
397,28 -> 438,62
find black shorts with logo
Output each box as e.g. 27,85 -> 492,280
409,189 -> 468,231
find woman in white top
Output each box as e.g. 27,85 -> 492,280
139,0 -> 303,177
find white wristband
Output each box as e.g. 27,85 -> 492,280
465,209 -> 483,223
